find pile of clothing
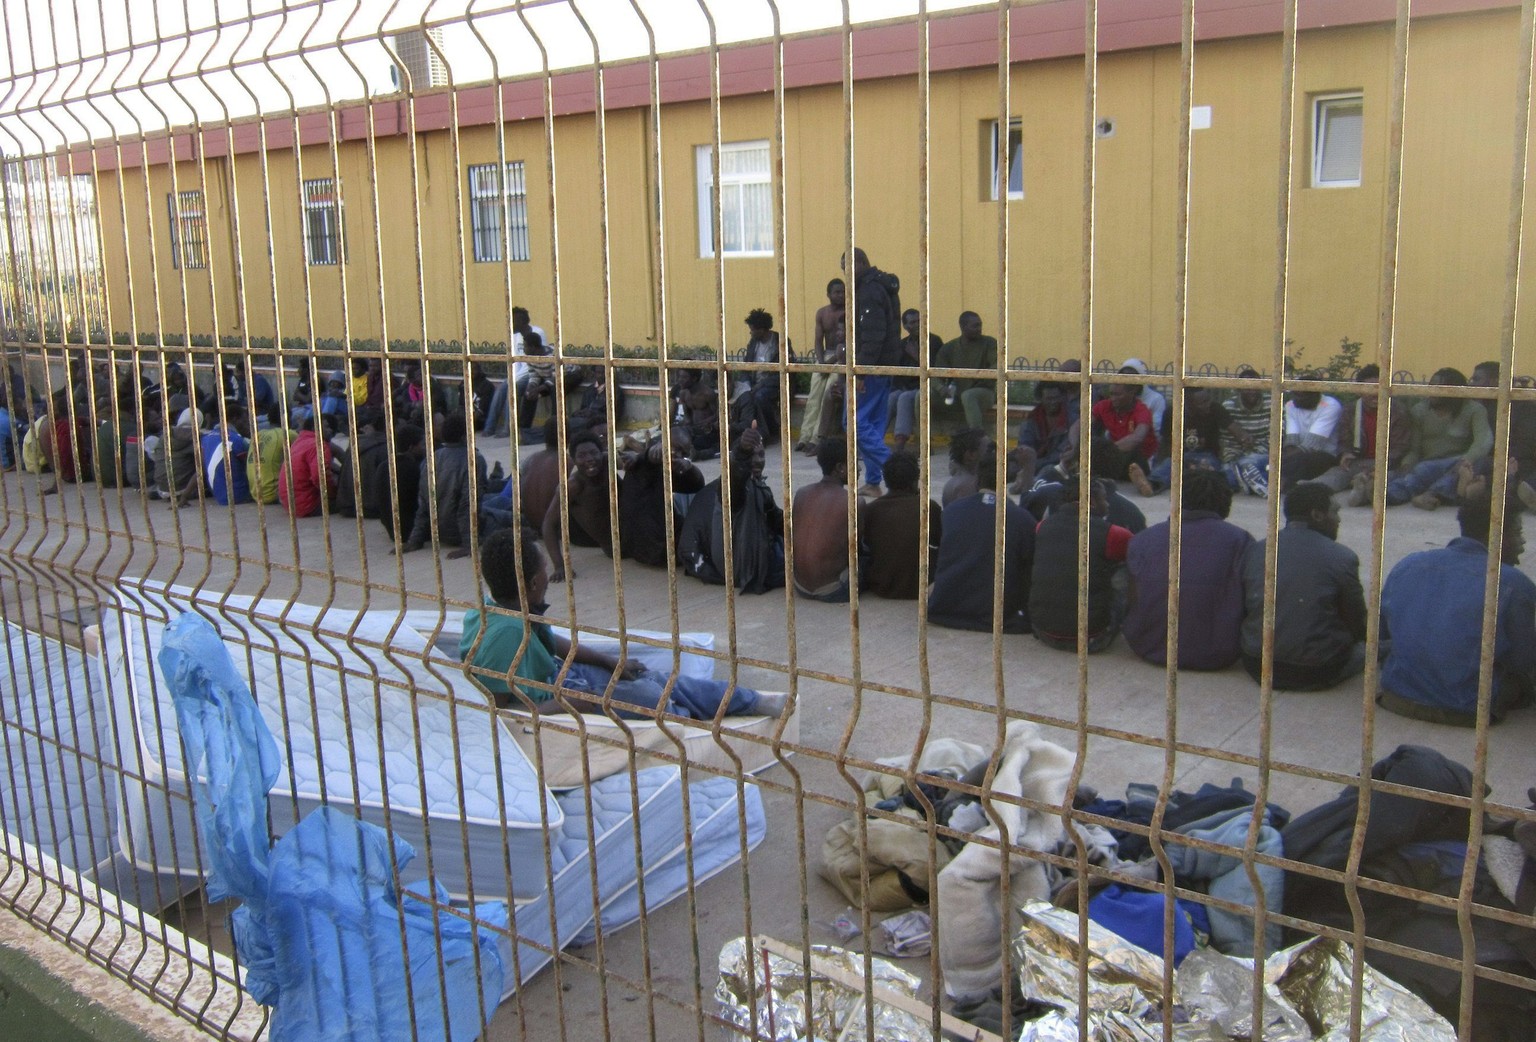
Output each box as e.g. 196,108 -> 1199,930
817,737 -> 1535,1040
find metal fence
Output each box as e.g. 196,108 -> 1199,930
0,3 -> 1533,1042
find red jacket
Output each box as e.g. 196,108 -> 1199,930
278,429 -> 334,517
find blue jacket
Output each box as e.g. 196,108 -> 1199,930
1380,537 -> 1536,715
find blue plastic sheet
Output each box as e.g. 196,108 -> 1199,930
159,613 -> 506,1042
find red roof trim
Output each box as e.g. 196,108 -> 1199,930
67,0 -> 1511,173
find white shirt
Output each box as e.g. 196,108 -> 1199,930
509,323 -> 549,384
1284,395 -> 1343,454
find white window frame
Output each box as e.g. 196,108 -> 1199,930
467,160 -> 530,263
989,117 -> 1024,201
1312,93 -> 1364,189
167,189 -> 207,270
301,177 -> 345,265
694,140 -> 773,259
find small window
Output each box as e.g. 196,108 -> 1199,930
989,118 -> 1024,201
467,160 -> 530,263
167,190 -> 207,270
302,178 -> 345,265
1312,94 -> 1363,188
695,140 -> 773,258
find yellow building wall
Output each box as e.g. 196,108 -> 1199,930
87,8 -> 1536,378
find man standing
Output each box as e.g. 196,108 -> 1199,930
1378,493 -> 1535,725
928,442 -> 1035,633
937,311 -> 998,432
797,279 -> 845,454
791,438 -> 861,602
1124,469 -> 1253,669
1240,482 -> 1367,690
843,247 -> 900,498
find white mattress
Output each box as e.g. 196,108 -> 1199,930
100,584 -> 562,901
0,625 -> 117,875
504,766 -> 766,988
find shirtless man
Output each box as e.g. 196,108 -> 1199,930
797,278 -> 845,454
542,429 -> 613,581
791,438 -> 862,602
517,417 -> 564,529
942,427 -> 992,506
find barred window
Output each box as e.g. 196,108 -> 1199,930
166,190 -> 207,270
695,140 -> 773,258
301,177 -> 345,265
467,161 -> 530,263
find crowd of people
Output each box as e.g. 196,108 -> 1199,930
3,254 -> 1533,729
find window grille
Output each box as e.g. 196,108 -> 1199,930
166,190 -> 207,270
301,178 -> 344,265
467,161 -> 530,263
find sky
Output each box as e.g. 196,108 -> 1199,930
0,0 -> 985,153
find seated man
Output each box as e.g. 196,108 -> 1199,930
1240,482 -> 1367,690
517,418 -> 566,531
1386,366 -> 1493,510
617,425 -> 705,566
542,429 -> 614,580
1029,477 -> 1134,653
679,424 -> 785,594
1279,373 -> 1343,490
335,410 -> 388,518
888,307 -> 942,455
1089,382 -> 1157,494
461,528 -> 787,718
370,422 -> 426,541
936,311 -> 998,431
862,450 -> 942,600
1315,363 -> 1412,506
731,308 -> 781,443
928,442 -> 1035,633
791,438 -> 861,602
402,412 -> 486,557
200,402 -> 252,506
942,427 -> 991,506
1123,468 -> 1254,669
1023,436 -> 1147,535
247,423 -> 295,505
277,415 -> 336,518
1221,367 -> 1271,496
1377,493 -> 1535,725
671,369 -> 721,461
1150,388 -> 1252,490
1011,380 -> 1078,493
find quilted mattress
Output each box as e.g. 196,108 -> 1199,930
100,584 -> 562,901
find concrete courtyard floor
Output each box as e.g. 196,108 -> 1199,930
1,435 -> 1530,1040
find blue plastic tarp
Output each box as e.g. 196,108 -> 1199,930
159,612 -> 506,1042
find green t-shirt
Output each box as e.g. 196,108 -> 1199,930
247,428 -> 296,504
938,335 -> 999,393
460,600 -> 557,703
